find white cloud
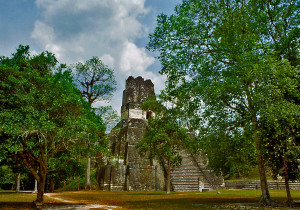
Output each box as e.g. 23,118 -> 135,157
31,21 -> 54,45
100,54 -> 115,69
31,0 -> 164,113
120,41 -> 154,74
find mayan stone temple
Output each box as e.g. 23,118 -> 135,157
97,76 -> 224,191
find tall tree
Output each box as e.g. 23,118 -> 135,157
136,97 -> 192,194
0,45 -> 105,206
72,57 -> 116,190
148,0 -> 299,205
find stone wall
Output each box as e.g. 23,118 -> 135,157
97,165 -> 128,191
225,180 -> 300,190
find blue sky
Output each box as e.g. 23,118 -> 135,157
0,0 -> 181,112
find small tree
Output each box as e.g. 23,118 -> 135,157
136,97 -> 192,194
262,112 -> 299,205
72,57 -> 116,189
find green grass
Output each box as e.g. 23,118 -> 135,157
0,191 -> 54,203
0,190 -> 299,209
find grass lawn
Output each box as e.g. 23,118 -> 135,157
0,189 -> 299,209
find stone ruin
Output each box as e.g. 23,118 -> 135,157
97,76 -> 224,191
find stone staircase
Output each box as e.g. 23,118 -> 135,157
170,150 -> 220,192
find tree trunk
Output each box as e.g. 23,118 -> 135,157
16,173 -> 21,192
35,172 -> 46,205
33,180 -> 37,193
78,176 -> 80,191
257,151 -> 271,205
166,158 -> 171,194
85,154 -> 91,190
50,177 -> 54,193
252,117 -> 272,205
284,155 -> 293,205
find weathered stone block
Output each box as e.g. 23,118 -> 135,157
128,119 -> 147,129
110,165 -> 128,191
128,167 -> 156,191
97,165 -> 128,191
127,145 -> 151,167
127,128 -> 146,145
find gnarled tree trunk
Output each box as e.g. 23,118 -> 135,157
35,173 -> 46,204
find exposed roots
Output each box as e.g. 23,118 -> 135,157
33,201 -> 44,209
258,196 -> 278,207
258,196 -> 297,208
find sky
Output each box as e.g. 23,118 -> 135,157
0,0 -> 181,113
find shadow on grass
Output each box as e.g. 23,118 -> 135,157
0,202 -> 35,210
122,197 -> 259,209
122,197 -> 300,209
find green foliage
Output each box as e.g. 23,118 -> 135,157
0,45 -> 108,202
61,169 -> 98,191
148,0 -> 299,184
0,165 -> 15,189
96,106 -> 120,133
201,131 -> 256,179
136,97 -> 192,166
72,56 -> 117,105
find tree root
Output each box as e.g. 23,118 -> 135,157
258,196 -> 297,208
258,196 -> 278,207
33,201 -> 44,209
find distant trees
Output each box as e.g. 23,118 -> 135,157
148,0 -> 299,205
71,56 -> 116,190
0,45 -> 107,205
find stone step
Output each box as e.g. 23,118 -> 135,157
172,181 -> 210,187
173,186 -> 199,189
173,182 -> 198,185
171,173 -> 203,177
173,189 -> 200,192
172,172 -> 201,175
171,177 -> 202,181
172,178 -> 208,181
171,168 -> 202,172
172,181 -> 199,184
172,168 -> 200,171
171,169 -> 202,174
172,167 -> 201,170
168,150 -> 222,192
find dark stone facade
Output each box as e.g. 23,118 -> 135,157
121,76 -> 155,120
97,76 -> 165,191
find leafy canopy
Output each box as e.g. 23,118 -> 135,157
147,2 -> 299,198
